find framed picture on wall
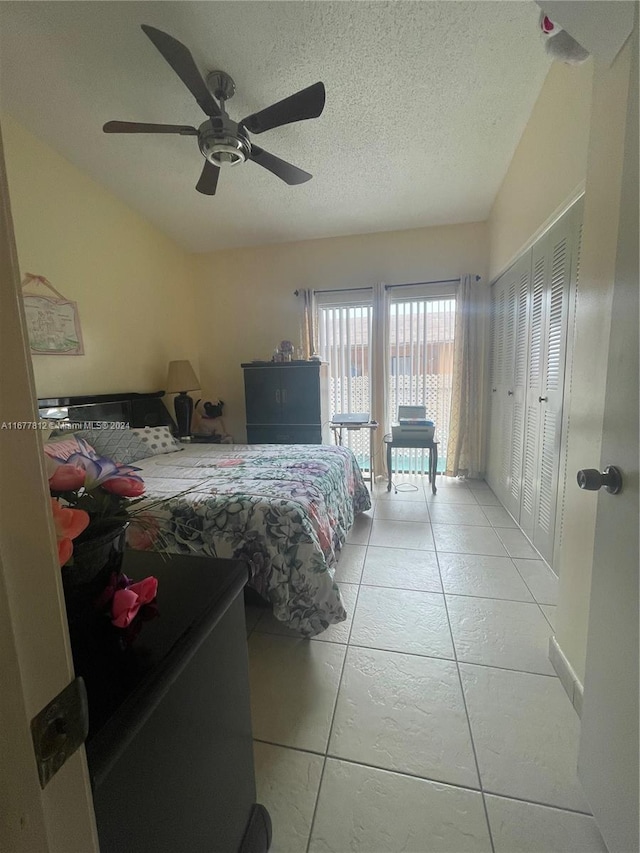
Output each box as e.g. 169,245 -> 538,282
21,274 -> 85,355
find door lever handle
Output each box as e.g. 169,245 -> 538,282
538,396 -> 548,403
507,390 -> 514,396
577,465 -> 623,494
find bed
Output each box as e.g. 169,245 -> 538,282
40,392 -> 371,637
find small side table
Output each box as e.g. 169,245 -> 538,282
384,433 -> 438,494
330,421 -> 378,486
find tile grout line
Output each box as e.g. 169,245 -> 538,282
250,624 -> 562,678
252,737 -> 326,758
304,545 -> 367,853
509,557 -> 559,623
254,477 -> 565,849
358,580 -> 538,605
251,740 -> 595,817
433,537 -> 497,853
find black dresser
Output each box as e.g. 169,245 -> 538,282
72,551 -> 271,853
242,361 -> 330,444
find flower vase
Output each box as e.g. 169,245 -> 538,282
61,525 -> 127,637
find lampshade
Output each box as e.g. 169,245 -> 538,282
166,360 -> 200,393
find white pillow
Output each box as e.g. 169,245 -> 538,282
73,426 -> 181,464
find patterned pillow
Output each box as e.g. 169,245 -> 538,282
74,426 -> 182,465
44,435 -> 96,461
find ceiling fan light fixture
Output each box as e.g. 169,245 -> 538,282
104,27 -> 326,195
199,133 -> 248,166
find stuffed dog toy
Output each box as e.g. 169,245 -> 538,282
192,399 -> 227,439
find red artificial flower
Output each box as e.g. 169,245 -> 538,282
50,498 -> 90,565
49,463 -> 86,491
127,514 -> 160,550
101,476 -> 145,498
111,576 -> 158,628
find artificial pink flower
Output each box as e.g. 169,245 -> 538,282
111,576 -> 158,628
57,537 -> 73,566
102,476 -> 145,498
49,463 -> 86,491
50,498 -> 90,566
127,515 -> 160,551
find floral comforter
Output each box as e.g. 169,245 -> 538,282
130,443 -> 371,636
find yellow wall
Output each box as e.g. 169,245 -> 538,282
3,115 -> 198,399
488,58 -> 593,280
192,222 -> 489,441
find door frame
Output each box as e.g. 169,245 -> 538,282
0,121 -> 99,851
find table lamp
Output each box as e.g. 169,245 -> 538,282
166,360 -> 200,437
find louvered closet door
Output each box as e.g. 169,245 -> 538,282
503,253 -> 531,521
533,217 -> 573,563
554,200 -> 584,564
520,236 -> 548,540
496,267 -> 519,510
487,276 -> 506,495
487,269 -> 516,507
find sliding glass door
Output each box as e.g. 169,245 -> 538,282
388,295 -> 456,472
317,286 -> 456,476
318,298 -> 373,470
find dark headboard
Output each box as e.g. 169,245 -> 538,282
38,391 -> 176,431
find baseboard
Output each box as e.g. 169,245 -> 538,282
549,635 -> 584,717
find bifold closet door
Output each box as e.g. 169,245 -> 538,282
520,237 -> 548,541
488,270 -> 514,508
487,277 -> 506,498
487,254 -> 530,520
533,216 -> 574,563
520,213 -> 574,560
503,253 -> 531,522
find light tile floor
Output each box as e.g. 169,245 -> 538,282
245,476 -> 607,853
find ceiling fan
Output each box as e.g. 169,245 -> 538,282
103,25 -> 326,196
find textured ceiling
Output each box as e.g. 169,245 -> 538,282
0,1 -> 551,253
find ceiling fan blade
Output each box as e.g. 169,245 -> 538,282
248,146 -> 312,185
141,25 -> 221,117
103,121 -> 198,135
241,82 -> 325,135
196,160 -> 220,195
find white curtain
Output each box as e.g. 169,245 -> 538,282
446,274 -> 488,479
300,288 -> 317,358
371,282 -> 390,479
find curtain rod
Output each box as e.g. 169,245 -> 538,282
294,286 -> 373,296
385,276 -> 480,290
294,276 -> 480,296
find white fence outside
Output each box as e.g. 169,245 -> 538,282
328,374 -> 451,474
